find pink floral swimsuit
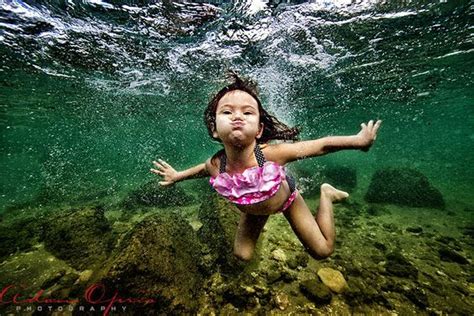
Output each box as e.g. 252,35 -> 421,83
210,145 -> 298,212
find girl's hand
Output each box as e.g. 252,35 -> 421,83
150,159 -> 180,186
356,120 -> 382,151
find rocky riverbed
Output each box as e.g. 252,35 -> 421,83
0,168 -> 472,315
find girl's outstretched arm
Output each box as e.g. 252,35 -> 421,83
150,160 -> 208,186
271,120 -> 382,164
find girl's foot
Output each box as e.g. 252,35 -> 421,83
321,183 -> 349,202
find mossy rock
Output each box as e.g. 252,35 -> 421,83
345,277 -> 392,309
96,211 -> 204,314
365,168 -> 445,209
197,192 -> 243,275
121,180 -> 195,209
0,215 -> 43,261
40,206 -> 115,270
438,247 -> 469,264
384,252 -> 418,280
299,279 -> 332,305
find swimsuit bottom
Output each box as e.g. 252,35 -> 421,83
279,188 -> 298,213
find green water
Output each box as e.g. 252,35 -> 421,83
1,1 -> 472,210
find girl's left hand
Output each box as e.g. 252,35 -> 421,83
357,120 -> 382,151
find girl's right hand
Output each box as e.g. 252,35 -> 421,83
150,159 -> 180,186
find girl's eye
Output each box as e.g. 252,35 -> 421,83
244,112 -> 253,115
223,111 -> 232,114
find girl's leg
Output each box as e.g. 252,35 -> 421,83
284,183 -> 348,259
234,212 -> 269,261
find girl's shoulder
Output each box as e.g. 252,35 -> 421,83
259,143 -> 277,160
259,142 -> 280,154
260,142 -> 295,165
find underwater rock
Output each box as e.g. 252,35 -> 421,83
382,222 -> 400,232
364,168 -> 445,209
346,277 -> 392,309
40,270 -> 66,289
384,252 -> 418,280
121,180 -> 195,209
299,279 -> 332,305
98,211 -> 203,314
41,206 -> 114,270
197,192 -> 242,275
317,267 -> 348,293
373,241 -> 387,252
383,281 -> 429,309
287,252 -> 309,270
281,269 -> 298,283
76,269 -> 94,284
435,235 -> 463,251
438,247 -> 469,264
221,286 -> 256,309
45,271 -> 80,302
210,275 -> 272,310
406,226 -> 423,234
265,270 -> 282,284
404,287 -> 429,309
271,249 -> 287,262
273,292 -> 290,310
0,215 -> 43,261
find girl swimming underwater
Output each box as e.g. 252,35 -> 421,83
151,72 -> 381,261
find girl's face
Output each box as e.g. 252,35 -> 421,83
213,90 -> 263,146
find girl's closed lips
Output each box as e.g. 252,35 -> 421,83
231,121 -> 245,128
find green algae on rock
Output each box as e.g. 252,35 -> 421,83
365,168 -> 445,209
438,247 -> 469,264
0,215 -> 44,261
97,211 -> 204,314
384,252 -> 418,280
299,279 -> 332,305
41,206 -> 115,270
197,192 -> 244,275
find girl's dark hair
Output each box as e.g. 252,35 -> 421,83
204,70 -> 300,144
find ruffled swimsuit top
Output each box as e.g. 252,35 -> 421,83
209,145 -> 296,205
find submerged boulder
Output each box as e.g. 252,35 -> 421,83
438,247 -> 469,265
121,180 -> 195,209
317,267 -> 349,293
365,168 -> 445,209
299,279 -> 332,305
384,252 -> 418,280
0,215 -> 43,261
197,192 -> 243,275
41,206 -> 114,270
97,211 -> 204,314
